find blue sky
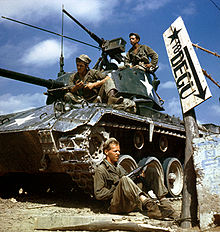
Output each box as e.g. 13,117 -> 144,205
0,0 -> 219,125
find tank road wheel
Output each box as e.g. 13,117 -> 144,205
163,157 -> 183,197
118,155 -> 138,173
138,156 -> 164,199
138,156 -> 164,179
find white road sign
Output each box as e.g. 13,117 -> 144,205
163,16 -> 212,113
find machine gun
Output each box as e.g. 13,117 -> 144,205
63,9 -> 126,70
46,85 -> 73,94
126,164 -> 147,181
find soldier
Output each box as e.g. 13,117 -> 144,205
125,33 -> 158,71
125,33 -> 163,103
94,138 -> 178,219
64,54 -> 123,105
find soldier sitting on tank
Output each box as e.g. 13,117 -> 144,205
124,33 -> 160,91
64,54 -> 123,105
94,137 -> 178,219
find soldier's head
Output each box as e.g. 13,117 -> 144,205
103,138 -> 120,165
76,54 -> 91,75
129,33 -> 140,45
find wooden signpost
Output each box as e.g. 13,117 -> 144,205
163,17 -> 212,228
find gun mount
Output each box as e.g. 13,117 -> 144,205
0,10 -> 187,199
63,9 -> 126,70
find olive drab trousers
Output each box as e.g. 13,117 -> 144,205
64,78 -> 116,104
108,168 -> 168,214
109,176 -> 144,214
141,166 -> 168,199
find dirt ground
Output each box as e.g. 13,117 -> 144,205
0,188 -> 219,232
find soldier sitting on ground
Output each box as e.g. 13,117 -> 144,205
94,138 -> 178,219
64,54 -> 123,105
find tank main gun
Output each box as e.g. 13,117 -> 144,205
63,9 -> 126,70
0,68 -> 64,89
0,68 -> 66,104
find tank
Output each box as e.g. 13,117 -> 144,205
0,10 -> 186,198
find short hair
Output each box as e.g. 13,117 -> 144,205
103,138 -> 119,151
129,32 -> 140,41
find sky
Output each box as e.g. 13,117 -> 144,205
0,0 -> 219,125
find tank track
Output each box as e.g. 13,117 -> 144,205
58,126 -> 109,194
56,119 -> 185,194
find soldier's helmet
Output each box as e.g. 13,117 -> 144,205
76,54 -> 91,64
129,32 -> 140,41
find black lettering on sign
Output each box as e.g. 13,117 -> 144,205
180,81 -> 195,99
174,61 -> 195,98
168,26 -> 206,101
172,41 -> 182,54
171,50 -> 184,67
176,72 -> 190,89
173,60 -> 188,78
170,47 -> 195,99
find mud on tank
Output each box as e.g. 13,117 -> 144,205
0,10 -> 186,198
0,64 -> 186,198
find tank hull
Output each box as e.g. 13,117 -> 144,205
0,103 -> 186,195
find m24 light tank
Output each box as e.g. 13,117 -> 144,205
0,10 -> 186,198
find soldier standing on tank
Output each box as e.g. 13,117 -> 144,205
125,33 -> 163,102
125,33 -> 158,71
64,54 -> 123,105
94,137 -> 178,219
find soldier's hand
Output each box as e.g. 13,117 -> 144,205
145,63 -> 152,68
140,170 -> 146,178
114,180 -> 119,186
70,80 -> 84,92
75,80 -> 84,89
85,82 -> 95,90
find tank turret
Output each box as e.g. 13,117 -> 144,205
0,10 -> 187,198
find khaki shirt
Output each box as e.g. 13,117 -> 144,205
94,159 -> 127,201
125,44 -> 158,68
69,69 -> 106,102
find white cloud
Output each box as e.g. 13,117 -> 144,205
164,97 -> 182,118
0,93 -> 46,115
134,0 -> 172,11
210,104 -> 220,115
0,0 -> 118,24
160,81 -> 176,89
21,39 -> 77,67
157,62 -> 170,71
181,2 -> 196,16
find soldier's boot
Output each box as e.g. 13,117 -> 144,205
107,89 -> 123,105
143,199 -> 163,219
152,74 -> 160,91
64,92 -> 83,104
159,198 -> 179,219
